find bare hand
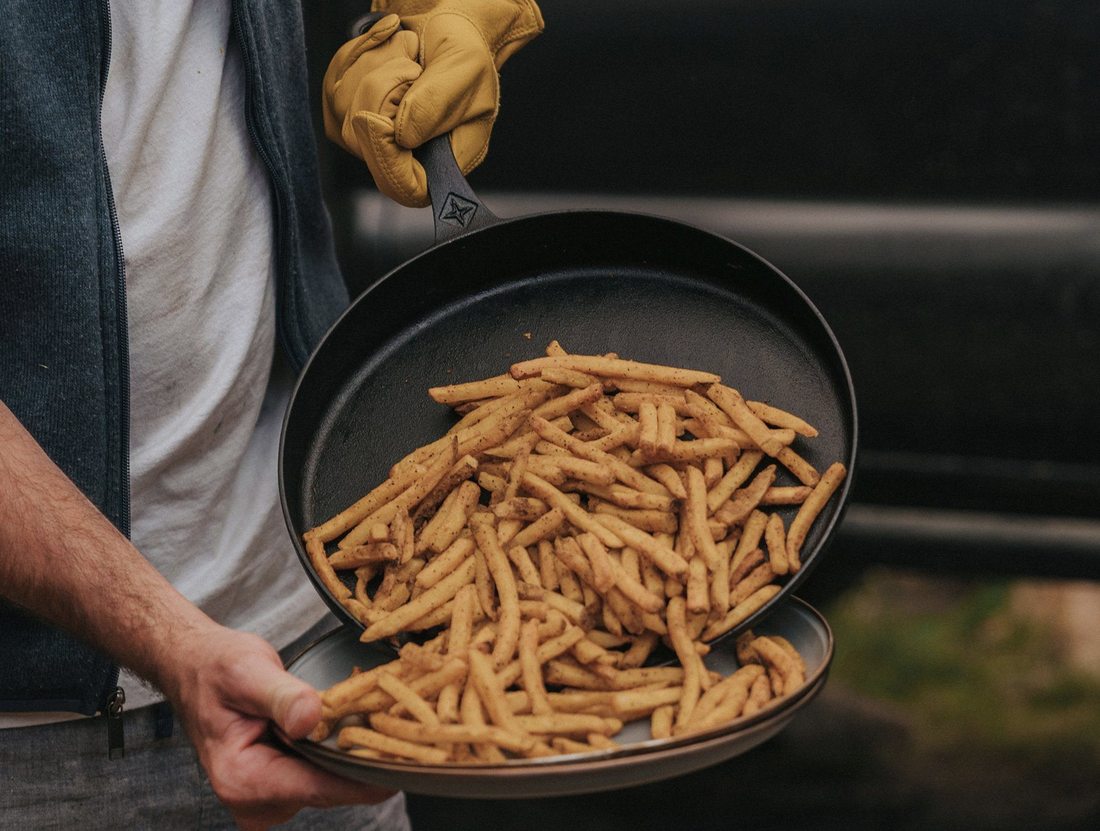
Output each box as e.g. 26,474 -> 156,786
164,625 -> 394,830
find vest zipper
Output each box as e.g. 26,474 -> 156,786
106,686 -> 127,759
97,0 -> 128,755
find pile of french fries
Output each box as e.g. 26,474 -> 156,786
302,343 -> 846,763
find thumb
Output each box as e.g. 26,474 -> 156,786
267,675 -> 323,740
232,651 -> 323,740
351,111 -> 429,207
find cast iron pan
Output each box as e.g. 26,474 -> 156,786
279,136 -> 858,640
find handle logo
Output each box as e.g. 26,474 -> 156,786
439,193 -> 478,228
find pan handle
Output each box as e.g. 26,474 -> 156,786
350,11 -> 500,244
416,134 -> 500,244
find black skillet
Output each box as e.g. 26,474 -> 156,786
279,135 -> 857,640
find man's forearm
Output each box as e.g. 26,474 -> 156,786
0,400 -> 213,693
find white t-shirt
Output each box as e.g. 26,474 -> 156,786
0,0 -> 329,727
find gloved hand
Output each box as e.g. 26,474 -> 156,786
323,0 -> 544,207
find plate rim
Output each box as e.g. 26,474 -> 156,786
280,596 -> 833,778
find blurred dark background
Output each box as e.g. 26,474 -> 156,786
302,0 -> 1100,571
299,1 -> 1100,828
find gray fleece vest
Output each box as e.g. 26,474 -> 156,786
0,0 -> 348,715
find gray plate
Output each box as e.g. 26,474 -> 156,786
279,597 -> 832,799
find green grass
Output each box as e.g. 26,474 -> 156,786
823,569 -> 1100,766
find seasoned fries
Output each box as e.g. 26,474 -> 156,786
303,343 -> 846,763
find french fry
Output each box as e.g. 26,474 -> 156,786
539,367 -> 601,388
742,671 -> 774,717
526,454 -> 616,487
321,658 -> 404,716
307,472 -> 419,545
420,479 -> 481,554
613,392 -> 689,416
701,584 -> 782,641
378,672 -> 439,725
513,713 -> 622,737
398,398 -> 524,475
714,465 -> 777,527
684,466 -> 722,571
765,513 -> 789,577
304,533 -> 353,604
751,635 -> 806,696
689,663 -> 766,728
686,556 -> 710,615
705,450 -> 765,513
572,482 -> 676,512
590,502 -> 679,534
435,586 -> 478,723
703,455 -> 725,488
492,496 -> 549,522
359,558 -> 476,642
706,384 -> 784,456
415,536 -> 475,590
413,455 -> 480,521
467,647 -> 523,733
429,375 -> 523,406
509,506 -> 566,549
730,510 -> 769,573
758,485 -> 813,506
576,533 -> 616,593
327,542 -> 399,571
655,402 -> 678,454
746,400 -> 819,437
786,462 -> 847,570
458,683 -> 506,763
775,446 -> 820,487
616,631 -> 658,669
645,464 -> 687,499
650,704 -> 675,739
593,514 -> 688,578
666,597 -> 702,729
730,563 -> 778,607
531,382 -> 605,421
523,471 -> 623,549
519,619 -> 554,715
613,378 -> 691,396
587,419 -> 641,453
529,415 -> 670,497
727,547 -> 764,591
338,726 -> 451,765
371,711 -> 536,755
470,513 -> 522,668
604,555 -> 664,615
510,355 -> 720,388
534,539 -> 559,591
472,544 -> 496,621
506,544 -> 542,586
340,442 -> 458,548
630,437 -> 739,466
682,664 -> 767,734
638,401 -> 659,455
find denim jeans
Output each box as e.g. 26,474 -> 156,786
0,618 -> 410,830
0,706 -> 410,830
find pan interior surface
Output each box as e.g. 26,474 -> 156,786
283,212 -> 855,620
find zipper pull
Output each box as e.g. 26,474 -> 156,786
106,686 -> 126,760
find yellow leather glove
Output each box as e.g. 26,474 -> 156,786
322,0 -> 544,207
